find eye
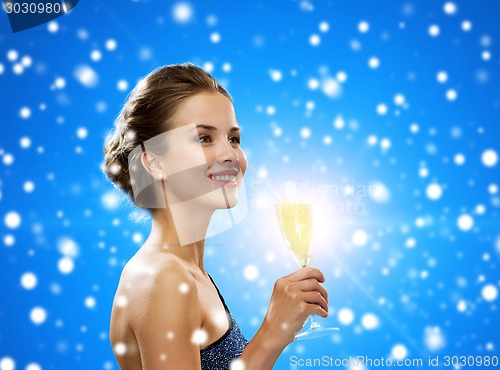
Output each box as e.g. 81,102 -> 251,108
229,136 -> 240,144
197,135 -> 212,143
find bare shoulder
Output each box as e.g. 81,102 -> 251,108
121,254 -> 201,331
113,254 -> 203,369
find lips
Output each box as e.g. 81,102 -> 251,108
207,169 -> 239,187
208,169 -> 239,178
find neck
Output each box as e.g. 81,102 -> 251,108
143,202 -> 214,272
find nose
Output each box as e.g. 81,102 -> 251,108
216,140 -> 239,164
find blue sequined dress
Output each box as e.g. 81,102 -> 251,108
200,274 -> 248,370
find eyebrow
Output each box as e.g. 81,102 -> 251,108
195,124 -> 240,132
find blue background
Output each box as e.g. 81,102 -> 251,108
1,0 -> 499,369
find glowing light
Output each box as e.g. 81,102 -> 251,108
333,115 -> 344,129
85,296 -> 96,308
300,127 -> 312,139
336,71 -> 347,83
21,56 -> 32,67
77,127 -> 88,139
457,299 -> 467,312
443,2 -> 457,15
376,103 -> 387,115
437,71 -> 448,83
230,359 -> 246,370
58,257 -> 75,274
309,34 -> 321,46
457,214 -> 474,231
269,69 -> 282,82
482,149 -> 498,167
21,272 -> 38,290
74,65 -> 99,88
179,283 -> 190,294
7,49 -> 18,61
0,357 -> 15,370
57,237 -> 79,258
405,237 -> 416,248
210,32 -> 221,43
91,50 -> 102,61
394,94 -> 405,105
380,138 -> 391,150
370,182 -> 390,203
321,77 -> 341,98
2,153 -> 13,165
26,363 -> 42,370
20,107 -> 31,119
391,344 -> 408,360
106,39 -> 117,51
243,265 -> 259,281
4,235 -> 15,247
368,57 -> 380,69
429,25 -> 440,37
116,295 -> 128,307
114,342 -> 127,356
4,212 -> 21,229
446,89 -> 457,101
426,183 -> 443,200
352,230 -> 368,247
337,308 -> 354,325
191,329 -> 208,345
358,21 -> 369,33
462,20 -> 472,31
203,62 -> 214,73
482,284 -> 498,301
308,78 -> 320,90
424,326 -> 445,351
30,306 -> 47,324
172,2 -> 193,23
101,191 -> 120,210
47,21 -> 59,33
117,80 -> 129,91
319,21 -> 329,32
361,313 -> 379,330
454,153 -> 465,165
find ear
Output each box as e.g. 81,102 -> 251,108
140,151 -> 164,181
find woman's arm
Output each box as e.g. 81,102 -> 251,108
238,267 -> 329,369
130,264 -> 203,370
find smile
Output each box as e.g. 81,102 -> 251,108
207,173 -> 238,188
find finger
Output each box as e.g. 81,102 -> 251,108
294,278 -> 328,303
299,291 -> 329,313
288,267 -> 325,283
307,302 -> 329,318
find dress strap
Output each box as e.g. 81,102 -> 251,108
207,273 -> 230,314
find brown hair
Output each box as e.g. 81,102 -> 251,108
103,62 -> 231,208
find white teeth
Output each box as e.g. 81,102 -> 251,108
210,174 -> 237,182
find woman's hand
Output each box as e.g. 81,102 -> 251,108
262,267 -> 329,347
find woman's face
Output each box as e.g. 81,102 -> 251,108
155,92 -> 247,209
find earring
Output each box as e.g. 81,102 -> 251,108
158,173 -> 165,180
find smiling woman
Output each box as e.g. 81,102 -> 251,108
102,63 -> 330,370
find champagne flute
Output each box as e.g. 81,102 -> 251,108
275,180 -> 339,340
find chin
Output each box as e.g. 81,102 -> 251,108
204,186 -> 239,210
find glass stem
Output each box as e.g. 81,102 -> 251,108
300,266 -> 322,330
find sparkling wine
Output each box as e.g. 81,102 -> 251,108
275,201 -> 313,268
